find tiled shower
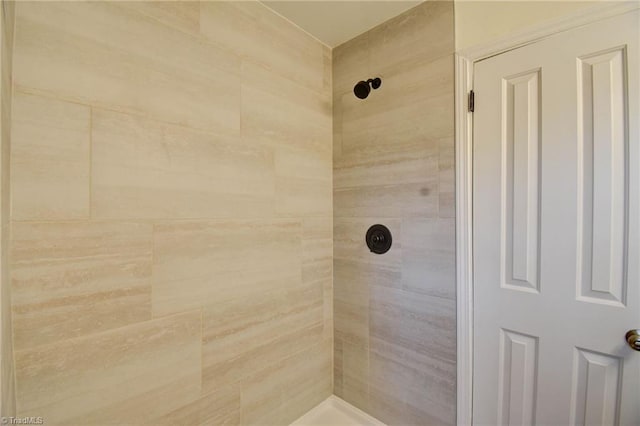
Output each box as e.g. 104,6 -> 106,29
0,1 -> 454,425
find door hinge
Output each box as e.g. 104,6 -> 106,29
468,90 -> 475,113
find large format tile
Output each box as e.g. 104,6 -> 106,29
439,136 -> 456,218
302,217 -> 333,337
332,1 -> 455,421
10,91 -> 90,220
370,285 -> 456,363
200,2 -> 325,94
148,386 -> 241,426
334,181 -> 438,218
240,339 -> 331,426
368,0 -> 454,75
1,0 -> 16,416
120,1 -> 201,36
152,219 -> 302,317
241,83 -> 331,156
11,221 -> 152,351
334,338 -> 370,413
401,218 -> 456,300
91,109 -> 274,219
14,311 -> 201,424
14,2 -> 240,133
370,337 -> 456,426
202,305 -> 323,394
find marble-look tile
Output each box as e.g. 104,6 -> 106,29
200,2 -> 325,94
334,297 -> 368,349
148,386 -> 240,426
10,91 -> 90,220
280,339 -> 333,423
276,177 -> 333,218
10,1 -> 334,425
240,339 -> 331,426
14,311 -> 201,424
402,218 -> 456,300
333,33 -> 370,97
338,55 -> 454,158
334,338 -> 344,395
152,219 -> 302,317
439,136 -> 456,218
13,2 -> 240,133
302,216 -> 333,241
302,217 -> 333,338
241,83 -> 331,156
334,180 -> 438,218
368,0 -> 454,75
119,1 -> 201,36
1,0 -> 16,415
369,383 -> 453,426
334,142 -> 440,190
241,59 -> 331,121
332,2 -> 455,421
370,337 -> 456,425
91,109 -> 274,220
370,285 -> 456,362
201,283 -> 323,393
11,221 -> 152,351
340,338 -> 370,413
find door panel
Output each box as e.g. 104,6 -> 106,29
473,10 -> 639,426
577,47 -> 628,306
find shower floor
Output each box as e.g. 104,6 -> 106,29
290,396 -> 386,426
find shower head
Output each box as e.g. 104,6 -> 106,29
353,77 -> 382,99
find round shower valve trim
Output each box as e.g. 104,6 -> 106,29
366,224 -> 392,254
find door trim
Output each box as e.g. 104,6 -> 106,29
454,2 -> 640,425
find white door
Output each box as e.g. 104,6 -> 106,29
473,10 -> 640,426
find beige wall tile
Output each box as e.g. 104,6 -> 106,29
369,347 -> 455,426
152,219 -> 302,317
334,181 -> 438,218
241,84 -> 331,155
200,2 -> 325,94
239,339 -> 331,425
14,2 -> 240,133
368,0 -> 454,75
121,2 -> 201,36
148,386 -> 241,426
439,136 -> 456,218
369,285 -> 456,362
11,221 -> 152,351
11,0 -> 333,423
91,109 -> 274,220
1,0 -> 16,415
334,298 -> 368,349
332,1 -> 455,422
11,91 -> 90,220
402,218 -> 456,300
202,307 -> 323,394
14,311 -> 201,424
337,338 -> 370,413
276,177 -> 333,218
333,34 -> 370,98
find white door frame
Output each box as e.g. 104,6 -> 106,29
454,2 -> 640,424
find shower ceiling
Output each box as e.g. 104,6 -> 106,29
261,1 -> 423,47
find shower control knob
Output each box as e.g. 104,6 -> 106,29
366,224 -> 392,255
